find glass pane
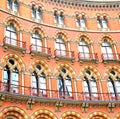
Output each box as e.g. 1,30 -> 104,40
36,9 -> 41,19
3,70 -> 8,82
58,78 -> 63,92
13,0 -> 18,12
102,19 -> 108,28
80,19 -> 86,27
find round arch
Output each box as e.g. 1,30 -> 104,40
29,59 -> 51,75
55,63 -> 76,79
4,16 -> 23,31
31,109 -> 58,119
76,33 -> 92,45
60,111 -> 83,119
104,65 -> 120,80
54,30 -> 69,42
0,106 -> 29,119
87,111 -> 111,119
80,65 -> 101,80
99,34 -> 115,45
1,53 -> 25,71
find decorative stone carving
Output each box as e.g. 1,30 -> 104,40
55,101 -> 63,111
26,98 -> 35,110
81,102 -> 89,112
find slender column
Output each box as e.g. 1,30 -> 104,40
113,44 -> 118,59
44,37 -> 47,53
74,79 -> 78,100
48,75 -> 52,98
20,32 -> 22,47
67,41 -> 70,57
22,71 -> 24,95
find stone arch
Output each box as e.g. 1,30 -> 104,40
80,65 -> 101,80
0,106 -> 29,119
60,111 -> 83,119
1,53 -> 25,71
55,63 -> 76,79
54,30 -> 69,42
29,59 -> 51,75
99,34 -> 115,45
87,111 -> 111,119
30,25 -> 47,38
31,109 -> 58,119
4,16 -> 23,31
76,33 -> 92,44
114,112 -> 120,119
104,65 -> 120,80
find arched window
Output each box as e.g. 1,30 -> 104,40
76,15 -> 86,28
31,31 -> 42,52
58,68 -> 72,99
5,23 -> 17,46
32,5 -> 42,20
7,0 -> 18,12
108,70 -> 120,100
3,59 -> 19,93
101,39 -> 113,60
83,70 -> 98,100
31,65 -> 46,97
55,35 -> 66,56
79,38 -> 90,59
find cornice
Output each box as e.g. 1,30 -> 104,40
46,0 -> 120,9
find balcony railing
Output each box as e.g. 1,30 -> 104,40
78,52 -> 98,60
3,37 -> 26,49
54,49 -> 75,58
30,44 -> 51,54
102,53 -> 120,61
0,81 -> 120,101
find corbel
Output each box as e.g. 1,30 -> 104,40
55,101 -> 63,112
26,98 -> 35,110
0,94 -> 5,106
81,102 -> 89,112
108,102 -> 115,113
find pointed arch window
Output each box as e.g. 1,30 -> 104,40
101,39 -> 113,60
31,31 -> 42,52
108,71 -> 120,100
55,35 -> 66,56
83,70 -> 98,100
58,69 -> 72,99
79,38 -> 90,59
5,23 -> 17,46
31,65 -> 46,96
3,60 -> 19,93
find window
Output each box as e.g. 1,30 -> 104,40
31,31 -> 42,52
101,39 -> 113,60
3,59 -> 19,93
54,11 -> 64,25
108,71 -> 120,99
55,35 -> 66,56
78,38 -> 90,59
32,65 -> 46,96
7,0 -> 18,12
5,23 -> 17,46
83,70 -> 98,100
76,15 -> 86,28
97,16 -> 108,29
54,11 -> 59,24
32,5 -> 42,20
58,69 -> 72,98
